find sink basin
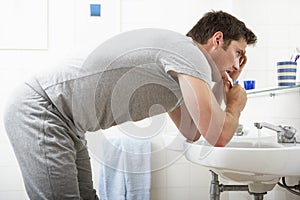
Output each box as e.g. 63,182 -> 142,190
184,134 -> 300,192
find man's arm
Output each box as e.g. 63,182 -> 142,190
173,73 -> 247,147
212,80 -> 224,105
168,102 -> 201,142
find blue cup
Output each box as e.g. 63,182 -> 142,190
277,61 -> 297,87
244,80 -> 255,90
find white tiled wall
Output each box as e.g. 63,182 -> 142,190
232,0 -> 300,88
241,88 -> 300,133
1,0 -> 300,199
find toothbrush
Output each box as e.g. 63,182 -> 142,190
225,72 -> 233,88
290,47 -> 300,62
294,55 -> 299,62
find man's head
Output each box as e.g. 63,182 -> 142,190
187,11 -> 257,79
187,10 -> 257,49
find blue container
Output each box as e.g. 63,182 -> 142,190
244,80 -> 255,90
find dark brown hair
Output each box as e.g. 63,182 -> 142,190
187,10 -> 257,49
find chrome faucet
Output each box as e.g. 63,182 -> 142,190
254,122 -> 297,143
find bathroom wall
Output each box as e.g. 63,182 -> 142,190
1,0 -> 300,199
232,0 -> 300,89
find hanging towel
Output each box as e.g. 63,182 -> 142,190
98,133 -> 151,200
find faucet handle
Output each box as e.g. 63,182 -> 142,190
282,126 -> 297,139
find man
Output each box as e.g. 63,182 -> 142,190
4,10 -> 257,199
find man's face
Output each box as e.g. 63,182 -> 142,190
213,38 -> 247,78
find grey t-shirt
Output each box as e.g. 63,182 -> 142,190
31,28 -> 213,133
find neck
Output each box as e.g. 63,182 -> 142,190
193,40 -> 222,82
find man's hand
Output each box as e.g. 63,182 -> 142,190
225,84 -> 247,115
229,55 -> 247,82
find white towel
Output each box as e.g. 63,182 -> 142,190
98,133 -> 151,200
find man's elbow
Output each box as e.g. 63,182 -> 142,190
214,136 -> 230,147
204,134 -> 230,147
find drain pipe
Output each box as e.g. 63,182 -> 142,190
252,193 -> 265,200
210,170 -> 221,200
210,170 -> 265,200
220,184 -> 249,192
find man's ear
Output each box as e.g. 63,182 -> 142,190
212,31 -> 224,47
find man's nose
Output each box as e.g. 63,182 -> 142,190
233,59 -> 240,71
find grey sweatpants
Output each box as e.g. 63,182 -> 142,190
3,83 -> 98,200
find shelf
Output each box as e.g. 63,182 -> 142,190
246,83 -> 300,96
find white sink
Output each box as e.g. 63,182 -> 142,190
184,133 -> 300,193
